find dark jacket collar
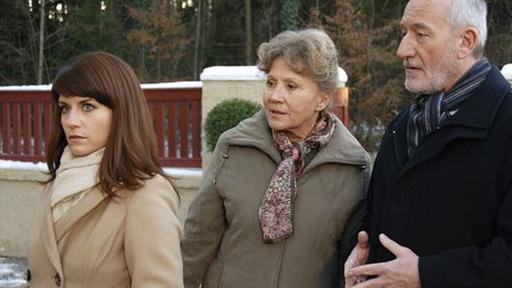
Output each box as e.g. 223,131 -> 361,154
441,66 -> 510,129
397,66 -> 511,173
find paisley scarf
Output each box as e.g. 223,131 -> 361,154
258,112 -> 336,243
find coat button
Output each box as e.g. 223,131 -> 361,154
25,269 -> 31,282
54,273 -> 61,286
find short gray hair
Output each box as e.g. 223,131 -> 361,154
449,0 -> 487,57
257,29 -> 339,93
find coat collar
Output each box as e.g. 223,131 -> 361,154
441,66 -> 510,129
40,183 -> 63,276
54,187 -> 107,241
40,183 -> 107,275
395,66 -> 510,173
223,109 -> 370,168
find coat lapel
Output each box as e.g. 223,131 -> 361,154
54,187 -> 107,242
398,67 -> 509,175
40,184 -> 63,276
402,126 -> 487,173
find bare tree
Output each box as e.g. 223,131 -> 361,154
244,0 -> 253,65
37,0 -> 45,84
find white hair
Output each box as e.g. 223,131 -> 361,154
449,0 -> 488,57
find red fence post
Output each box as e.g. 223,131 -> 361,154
167,101 -> 177,159
333,86 -> 349,126
34,103 -> 42,156
2,103 -> 10,154
12,103 -> 21,155
23,103 -> 31,155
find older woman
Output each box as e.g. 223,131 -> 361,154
28,52 -> 183,287
181,29 -> 371,288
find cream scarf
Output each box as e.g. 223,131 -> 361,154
51,146 -> 105,222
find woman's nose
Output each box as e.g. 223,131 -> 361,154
268,85 -> 285,102
63,109 -> 81,127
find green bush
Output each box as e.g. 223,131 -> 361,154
205,98 -> 261,152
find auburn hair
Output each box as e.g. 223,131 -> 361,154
46,51 -> 172,198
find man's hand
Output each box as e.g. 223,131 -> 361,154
344,231 -> 370,287
346,233 -> 420,288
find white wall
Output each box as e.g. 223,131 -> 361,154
0,163 -> 200,257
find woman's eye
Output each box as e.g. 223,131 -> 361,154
82,103 -> 96,112
266,80 -> 275,87
59,105 -> 69,114
287,83 -> 297,90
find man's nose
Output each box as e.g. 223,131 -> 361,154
396,34 -> 415,59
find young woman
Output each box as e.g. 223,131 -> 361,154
181,29 -> 371,288
28,52 -> 183,288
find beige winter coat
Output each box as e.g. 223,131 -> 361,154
182,110 -> 371,288
28,174 -> 184,288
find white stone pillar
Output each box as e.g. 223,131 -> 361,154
199,65 -> 348,168
200,66 -> 265,168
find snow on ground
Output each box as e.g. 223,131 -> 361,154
0,84 -> 53,91
0,159 -> 201,177
0,160 -> 47,171
0,257 -> 28,288
0,81 -> 202,92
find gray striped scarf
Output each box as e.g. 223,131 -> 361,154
407,58 -> 492,155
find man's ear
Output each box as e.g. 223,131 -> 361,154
457,27 -> 478,59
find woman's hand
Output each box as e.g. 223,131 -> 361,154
344,231 -> 370,287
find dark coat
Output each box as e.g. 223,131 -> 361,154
363,66 -> 512,288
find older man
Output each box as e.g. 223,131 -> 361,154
344,0 -> 512,287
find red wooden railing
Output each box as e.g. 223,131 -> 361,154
145,86 -> 201,167
0,84 -> 202,167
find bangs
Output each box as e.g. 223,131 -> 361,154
51,61 -> 112,108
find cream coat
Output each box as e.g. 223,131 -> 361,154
28,174 -> 184,288
182,111 -> 371,288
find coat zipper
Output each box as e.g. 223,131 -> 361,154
273,239 -> 287,288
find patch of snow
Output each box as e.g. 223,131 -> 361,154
0,84 -> 52,91
163,167 -> 202,177
200,66 -> 266,81
200,65 -> 348,85
141,81 -> 202,89
0,160 -> 47,171
0,159 -> 201,177
501,64 -> 512,84
0,257 -> 28,288
338,67 -> 348,85
0,82 -> 201,92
